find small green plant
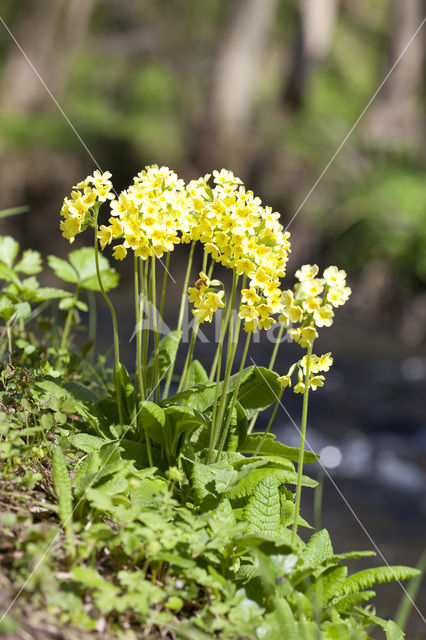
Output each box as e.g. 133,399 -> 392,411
0,166 -> 421,639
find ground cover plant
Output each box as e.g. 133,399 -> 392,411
0,166 -> 421,639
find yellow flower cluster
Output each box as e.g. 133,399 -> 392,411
280,264 -> 351,348
187,272 -> 225,324
184,170 -> 291,332
60,167 -> 351,345
99,165 -> 190,261
60,171 -> 114,243
280,352 -> 334,394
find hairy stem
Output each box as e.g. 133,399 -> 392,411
93,214 -> 124,425
163,241 -> 196,398
150,256 -> 160,403
292,342 -> 313,546
247,321 -> 286,434
210,270 -> 239,453
215,329 -> 251,461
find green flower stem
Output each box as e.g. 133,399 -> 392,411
215,329 -> 251,461
176,252 -> 214,394
211,270 -> 239,453
136,257 -> 154,468
247,321 -> 286,434
177,321 -> 198,393
134,255 -> 145,403
209,297 -> 232,382
291,341 -> 313,546
163,241 -> 196,398
93,220 -> 124,426
158,252 -> 171,337
150,256 -> 160,403
141,258 -> 150,393
207,294 -> 228,463
88,291 -> 97,364
254,387 -> 284,455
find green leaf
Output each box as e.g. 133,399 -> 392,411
337,566 -> 421,597
213,497 -> 236,526
237,367 -> 282,410
131,478 -> 167,506
70,433 -> 107,453
15,249 -> 42,275
146,330 -> 182,390
244,476 -> 281,538
332,590 -> 376,615
140,401 -> 166,445
242,433 -> 319,463
186,360 -> 209,386
48,248 -> 119,292
0,296 -> 15,321
114,363 -> 135,420
34,286 -> 69,301
303,529 -> 334,568
47,255 -> 79,284
64,381 -> 99,402
72,566 -> 105,589
0,236 -> 19,268
14,302 -> 31,319
0,263 -> 21,286
313,565 -> 347,606
191,460 -> 237,503
226,467 -> 317,499
52,446 -> 73,541
70,248 -> 119,291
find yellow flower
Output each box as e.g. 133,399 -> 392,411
235,258 -> 254,276
309,375 -> 325,390
313,304 -> 334,328
299,326 -> 318,348
241,288 -> 260,305
112,244 -> 127,260
98,225 -> 113,249
303,297 -> 321,314
327,285 -> 351,308
279,374 -> 292,388
294,381 -> 306,394
60,217 -> 81,243
295,264 -> 319,281
323,266 -> 347,287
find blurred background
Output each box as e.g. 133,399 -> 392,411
0,0 -> 425,634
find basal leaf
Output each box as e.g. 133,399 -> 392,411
140,401 -> 166,445
237,367 -> 282,410
213,497 -> 236,526
243,476 -> 281,538
242,433 -> 319,463
227,466 -> 317,500
146,329 -> 182,391
337,566 -> 421,597
303,529 -> 334,569
186,360 -> 209,386
70,433 -> 107,453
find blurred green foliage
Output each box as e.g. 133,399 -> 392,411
0,0 -> 425,292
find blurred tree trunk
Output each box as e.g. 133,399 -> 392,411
0,0 -> 94,111
0,0 -> 94,246
196,0 -> 280,175
366,0 -> 425,148
285,0 -> 339,109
